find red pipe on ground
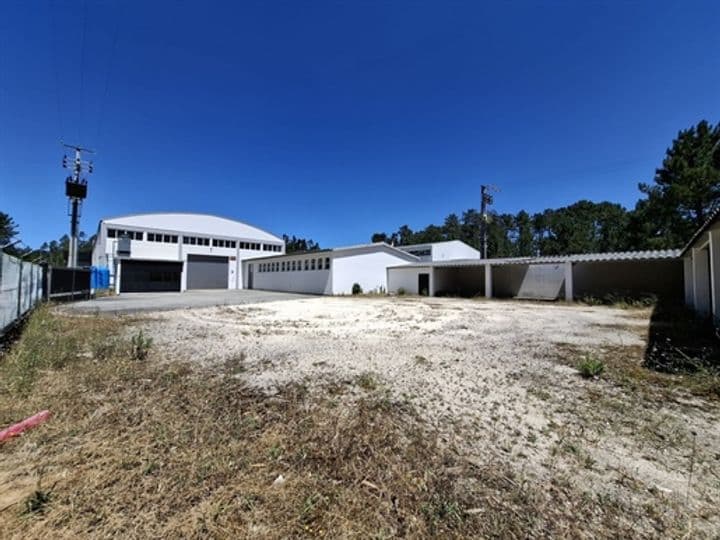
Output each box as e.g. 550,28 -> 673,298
0,410 -> 51,443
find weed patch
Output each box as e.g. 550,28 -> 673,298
577,355 -> 605,378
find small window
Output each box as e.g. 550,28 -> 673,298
191,237 -> 197,245
303,259 -> 307,270
212,239 -> 218,247
107,228 -> 116,238
274,262 -> 278,272
171,235 -> 178,243
325,257 -> 330,270
229,241 -> 236,249
311,259 -> 316,270
291,260 -> 296,271
147,233 -> 154,242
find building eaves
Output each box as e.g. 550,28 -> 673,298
247,242 -> 420,263
679,205 -> 720,257
387,249 -> 680,269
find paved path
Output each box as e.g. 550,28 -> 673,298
63,289 -> 310,314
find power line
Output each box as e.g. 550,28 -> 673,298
49,0 -> 65,138
95,5 -> 121,146
78,0 -> 88,142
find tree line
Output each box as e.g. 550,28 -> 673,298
371,120 -> 720,257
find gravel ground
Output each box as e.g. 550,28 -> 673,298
144,295 -> 720,534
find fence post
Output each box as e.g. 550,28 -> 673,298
17,259 -> 23,319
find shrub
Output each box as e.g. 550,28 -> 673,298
577,355 -> 605,378
397,287 -> 406,296
352,283 -> 363,295
130,330 -> 153,361
355,372 -> 378,391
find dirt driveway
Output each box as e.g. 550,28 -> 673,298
145,296 -> 720,535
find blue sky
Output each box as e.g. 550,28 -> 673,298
1,1 -> 719,249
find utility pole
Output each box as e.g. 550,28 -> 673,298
62,143 -> 93,267
480,184 -> 498,259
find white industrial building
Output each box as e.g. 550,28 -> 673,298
244,243 -> 419,295
91,213 -> 284,293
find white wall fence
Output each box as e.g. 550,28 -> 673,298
0,253 -> 44,335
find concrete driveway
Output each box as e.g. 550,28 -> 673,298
64,289 -> 310,314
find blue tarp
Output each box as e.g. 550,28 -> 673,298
90,266 -> 110,290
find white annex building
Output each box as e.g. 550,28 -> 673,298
92,213 -> 284,293
245,243 -> 420,295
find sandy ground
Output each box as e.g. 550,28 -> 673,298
145,296 -> 720,533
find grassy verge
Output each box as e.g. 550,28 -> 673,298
0,308 -> 699,538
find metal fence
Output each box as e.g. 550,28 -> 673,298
0,252 -> 44,335
47,266 -> 92,301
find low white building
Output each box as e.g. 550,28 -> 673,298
244,243 -> 419,295
387,250 -> 683,300
681,207 -> 720,321
91,212 -> 284,293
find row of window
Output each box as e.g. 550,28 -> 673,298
148,233 -> 178,243
107,229 -> 143,240
183,236 -> 211,246
259,257 -> 330,273
106,227 -> 282,252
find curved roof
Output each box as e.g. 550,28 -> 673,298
101,212 -> 282,242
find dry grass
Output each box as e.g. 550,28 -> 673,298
0,307 -> 704,538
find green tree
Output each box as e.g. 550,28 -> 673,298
282,234 -> 320,253
636,120 -> 720,248
515,210 -> 534,256
395,225 -> 415,246
0,212 -> 19,247
442,213 -> 462,241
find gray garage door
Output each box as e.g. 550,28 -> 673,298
186,255 -> 229,289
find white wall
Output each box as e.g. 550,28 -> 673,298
431,241 -> 480,261
247,254 -> 332,294
387,266 -> 431,294
332,251 -> 410,294
692,247 -> 711,317
683,257 -> 694,308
